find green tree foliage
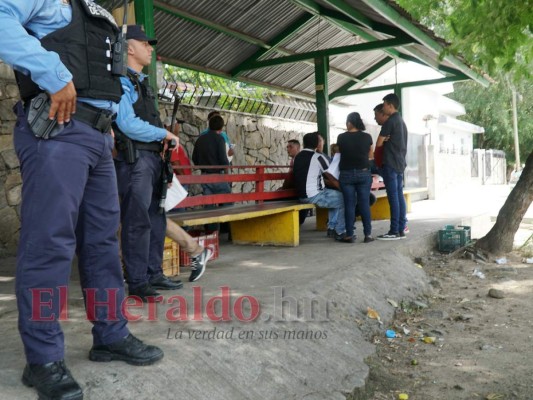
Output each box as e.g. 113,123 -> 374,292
396,0 -> 533,79
163,65 -> 278,115
397,0 -> 532,166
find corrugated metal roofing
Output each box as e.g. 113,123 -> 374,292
98,0 -> 488,100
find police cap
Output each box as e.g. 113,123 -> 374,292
126,25 -> 157,45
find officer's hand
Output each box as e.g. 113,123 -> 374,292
165,131 -> 179,142
49,81 -> 77,124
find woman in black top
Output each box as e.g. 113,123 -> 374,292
337,112 -> 374,243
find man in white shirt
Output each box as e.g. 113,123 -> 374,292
293,132 -> 345,238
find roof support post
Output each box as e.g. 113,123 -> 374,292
315,56 -> 330,151
134,0 -> 157,93
394,86 -> 402,112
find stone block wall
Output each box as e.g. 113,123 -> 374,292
0,62 -> 21,256
0,62 -> 316,256
162,103 -> 315,193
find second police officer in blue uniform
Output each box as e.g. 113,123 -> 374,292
113,25 -> 183,302
0,1 -> 164,399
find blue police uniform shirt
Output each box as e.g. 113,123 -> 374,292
0,0 -> 117,112
114,68 -> 167,143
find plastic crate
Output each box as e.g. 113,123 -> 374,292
438,225 -> 471,253
163,237 -> 180,276
180,230 -> 219,266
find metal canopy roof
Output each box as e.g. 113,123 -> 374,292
99,0 -> 490,101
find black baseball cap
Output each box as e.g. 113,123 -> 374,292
126,25 -> 157,45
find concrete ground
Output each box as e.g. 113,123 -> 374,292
0,183 -> 529,400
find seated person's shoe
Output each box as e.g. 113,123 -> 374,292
335,233 -> 355,243
364,236 -> 375,243
189,247 -> 213,282
22,360 -> 83,400
149,275 -> 183,290
89,334 -> 164,366
128,283 -> 161,303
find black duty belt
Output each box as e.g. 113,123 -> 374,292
135,141 -> 163,152
72,102 -> 114,133
23,97 -> 115,134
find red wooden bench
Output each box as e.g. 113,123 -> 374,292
168,165 -> 324,246
168,165 -> 388,246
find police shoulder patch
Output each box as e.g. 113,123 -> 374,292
80,0 -> 118,27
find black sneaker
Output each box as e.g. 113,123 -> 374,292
326,228 -> 335,238
399,231 -> 406,239
89,334 -> 164,366
189,247 -> 213,282
364,236 -> 375,243
376,232 -> 401,241
22,360 -> 83,400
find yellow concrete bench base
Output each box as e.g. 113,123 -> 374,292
168,201 -> 315,247
371,188 -> 426,220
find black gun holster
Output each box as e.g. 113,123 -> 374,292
113,126 -> 138,163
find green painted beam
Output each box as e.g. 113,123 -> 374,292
154,2 -> 361,84
289,0 -> 478,84
135,0 -> 157,93
330,56 -> 393,97
289,0 -> 405,59
232,14 -> 316,76
330,75 -> 468,99
242,37 -> 413,71
315,57 -> 330,148
360,0 -> 490,87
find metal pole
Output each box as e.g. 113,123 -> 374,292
511,87 -> 520,170
315,56 -> 330,152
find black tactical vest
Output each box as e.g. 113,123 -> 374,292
129,72 -> 163,129
16,0 -> 122,102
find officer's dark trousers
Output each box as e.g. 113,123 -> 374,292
13,103 -> 129,364
115,150 -> 166,290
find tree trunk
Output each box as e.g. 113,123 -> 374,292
475,150 -> 533,254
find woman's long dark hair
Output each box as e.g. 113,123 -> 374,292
346,112 -> 366,131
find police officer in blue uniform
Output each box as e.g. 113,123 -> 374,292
0,1 -> 163,399
114,25 -> 182,301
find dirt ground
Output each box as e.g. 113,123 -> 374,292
349,234 -> 533,400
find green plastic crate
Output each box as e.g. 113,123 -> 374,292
438,225 -> 471,252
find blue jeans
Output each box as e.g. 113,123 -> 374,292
202,181 -> 232,231
381,164 -> 407,234
302,189 -> 345,235
202,182 -> 231,197
340,169 -> 372,237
